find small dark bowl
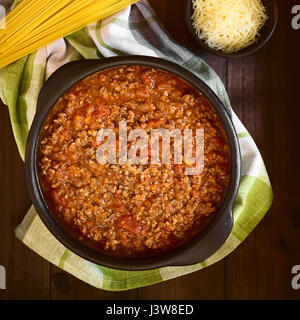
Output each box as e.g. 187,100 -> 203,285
25,56 -> 241,271
186,0 -> 278,58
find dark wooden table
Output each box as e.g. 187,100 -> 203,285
0,0 -> 299,300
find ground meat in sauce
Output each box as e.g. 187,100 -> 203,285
37,65 -> 231,258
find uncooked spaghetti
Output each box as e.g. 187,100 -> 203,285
0,0 -> 138,68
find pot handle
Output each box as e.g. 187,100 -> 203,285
35,59 -> 106,119
166,208 -> 234,267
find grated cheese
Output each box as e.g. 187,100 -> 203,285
192,0 -> 268,54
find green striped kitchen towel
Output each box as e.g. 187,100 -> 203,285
0,0 -> 273,291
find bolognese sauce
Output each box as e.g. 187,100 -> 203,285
37,65 -> 230,258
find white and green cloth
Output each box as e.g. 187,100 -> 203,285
0,0 -> 273,291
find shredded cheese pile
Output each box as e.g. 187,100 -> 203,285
192,0 -> 268,53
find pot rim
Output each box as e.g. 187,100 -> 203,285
25,56 -> 241,271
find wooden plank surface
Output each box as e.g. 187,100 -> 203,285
0,0 -> 300,300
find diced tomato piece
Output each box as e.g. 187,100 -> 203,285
173,164 -> 183,175
83,103 -> 94,115
92,108 -> 110,119
112,203 -> 127,213
136,89 -> 150,99
113,192 -> 120,200
50,189 -> 60,202
147,118 -> 165,128
140,71 -> 155,89
157,83 -> 171,91
119,215 -> 142,234
61,128 -> 72,139
217,162 -> 231,176
212,136 -> 226,147
72,114 -> 84,129
65,120 -> 72,128
94,97 -> 105,107
60,196 -> 73,208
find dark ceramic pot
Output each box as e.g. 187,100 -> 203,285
25,56 -> 241,270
